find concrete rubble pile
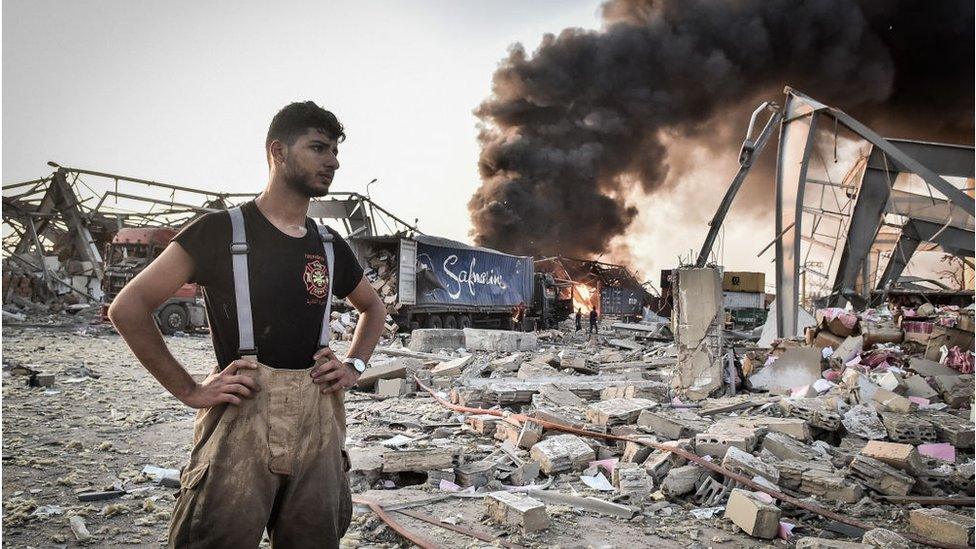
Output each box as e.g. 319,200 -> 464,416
331,298 -> 975,548
2,298 -> 973,547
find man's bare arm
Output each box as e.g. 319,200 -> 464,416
312,276 -> 386,392
108,242 -> 259,408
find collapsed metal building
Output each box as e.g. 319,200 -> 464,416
773,88 -> 974,338
2,164 -> 417,308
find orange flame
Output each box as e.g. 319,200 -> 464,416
572,283 -> 597,313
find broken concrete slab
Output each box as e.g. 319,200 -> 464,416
660,464 -> 707,497
872,387 -> 916,413
407,328 -> 465,353
637,409 -> 709,440
902,375 -> 939,400
463,328 -> 538,352
376,377 -> 415,397
485,491 -> 550,533
356,357 -> 423,389
881,412 -> 937,445
860,441 -> 923,473
908,508 -> 974,547
848,455 -> 915,496
382,448 -> 454,473
908,357 -> 960,377
721,446 -> 779,484
489,353 -> 523,372
431,355 -> 474,377
762,432 -> 820,461
747,346 -> 822,392
612,464 -> 653,499
861,527 -> 911,549
833,335 -> 864,364
585,398 -> 657,426
529,434 -> 595,474
672,267 -> 725,401
842,404 -> 888,440
723,488 -> 780,539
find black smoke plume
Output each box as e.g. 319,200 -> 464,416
469,0 -> 974,260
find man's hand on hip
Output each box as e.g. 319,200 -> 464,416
182,359 -> 261,409
311,347 -> 359,393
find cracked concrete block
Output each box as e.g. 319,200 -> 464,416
909,508 -> 974,546
376,377 -> 415,397
860,441 -> 923,473
464,328 -> 538,352
862,528 -> 910,549
431,355 -> 474,377
485,491 -> 550,533
407,329 -> 465,352
637,409 -> 708,439
723,488 -> 780,539
356,358 -> 423,389
585,398 -> 657,426
842,405 -> 888,440
761,432 -> 819,461
871,387 -> 915,413
529,435 -> 595,474
660,464 -> 707,498
721,446 -> 779,484
848,455 -> 915,496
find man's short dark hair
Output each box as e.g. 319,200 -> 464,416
266,101 -> 345,150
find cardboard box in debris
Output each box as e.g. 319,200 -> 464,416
341,298 -> 974,546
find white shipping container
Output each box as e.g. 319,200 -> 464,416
723,291 -> 764,310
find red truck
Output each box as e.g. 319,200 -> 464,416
101,227 -> 207,334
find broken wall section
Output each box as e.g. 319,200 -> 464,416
672,267 -> 724,400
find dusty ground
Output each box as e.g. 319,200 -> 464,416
2,322 -> 835,548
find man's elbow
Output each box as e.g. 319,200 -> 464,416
108,291 -> 148,329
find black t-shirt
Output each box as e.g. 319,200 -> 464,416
172,200 -> 364,370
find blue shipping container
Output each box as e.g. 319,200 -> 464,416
414,237 -> 533,308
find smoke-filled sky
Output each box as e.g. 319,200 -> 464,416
471,0 -> 974,284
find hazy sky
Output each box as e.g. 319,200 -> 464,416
3,0 -> 603,242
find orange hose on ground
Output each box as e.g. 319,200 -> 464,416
352,495 -> 438,549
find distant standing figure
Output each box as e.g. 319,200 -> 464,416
575,309 -> 582,332
512,301 -> 527,331
588,309 -> 598,334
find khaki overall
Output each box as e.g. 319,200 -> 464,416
168,357 -> 352,548
168,206 -> 351,548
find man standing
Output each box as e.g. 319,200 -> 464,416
589,309 -> 599,334
575,308 -> 582,332
109,101 -> 386,548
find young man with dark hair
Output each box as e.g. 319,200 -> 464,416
109,101 -> 386,548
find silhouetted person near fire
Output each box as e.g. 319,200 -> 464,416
588,309 -> 598,334
575,308 -> 582,331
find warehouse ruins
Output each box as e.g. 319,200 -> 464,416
2,88 -> 974,548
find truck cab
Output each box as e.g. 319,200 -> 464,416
101,227 -> 207,335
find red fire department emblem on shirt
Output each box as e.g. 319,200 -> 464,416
303,259 -> 330,299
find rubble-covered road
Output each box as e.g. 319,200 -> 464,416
2,314 -> 974,548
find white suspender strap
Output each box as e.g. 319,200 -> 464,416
317,224 -> 335,348
228,207 -> 256,354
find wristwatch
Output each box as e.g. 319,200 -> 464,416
342,357 -> 366,375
